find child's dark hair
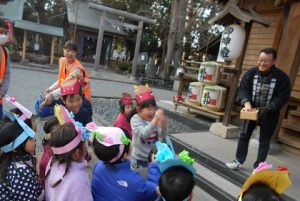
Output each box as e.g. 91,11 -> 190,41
3,107 -> 33,128
61,86 -> 84,102
241,183 -> 283,201
0,18 -> 8,30
0,121 -> 32,183
64,40 -> 77,52
45,123 -> 83,188
42,116 -> 59,147
93,128 -> 130,164
43,116 -> 59,134
137,99 -> 157,109
159,166 -> 195,201
118,99 -> 126,113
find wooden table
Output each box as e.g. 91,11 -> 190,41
173,100 -> 237,122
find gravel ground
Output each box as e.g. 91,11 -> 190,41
92,98 -> 195,134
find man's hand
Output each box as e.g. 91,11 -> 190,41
242,102 -> 252,111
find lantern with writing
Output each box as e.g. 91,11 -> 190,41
218,24 -> 245,62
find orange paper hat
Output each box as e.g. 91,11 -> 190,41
61,78 -> 85,96
122,93 -> 133,105
239,162 -> 292,199
134,84 -> 155,104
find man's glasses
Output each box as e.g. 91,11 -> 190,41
258,59 -> 273,63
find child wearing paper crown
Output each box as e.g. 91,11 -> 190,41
45,106 -> 93,201
0,111 -> 42,200
238,162 -> 292,201
158,158 -> 196,201
59,78 -> 92,126
130,85 -> 167,169
150,140 -> 196,201
39,116 -> 59,187
4,96 -> 37,131
113,92 -> 134,138
89,126 -> 160,201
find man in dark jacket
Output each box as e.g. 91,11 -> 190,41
226,48 -> 291,169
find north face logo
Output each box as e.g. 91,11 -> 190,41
117,180 -> 128,187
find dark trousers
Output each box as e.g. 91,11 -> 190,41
0,103 -> 2,119
235,112 -> 279,168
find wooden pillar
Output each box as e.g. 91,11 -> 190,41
223,22 -> 252,126
22,30 -> 27,62
50,37 -> 56,65
130,21 -> 143,80
94,12 -> 106,71
273,2 -> 300,141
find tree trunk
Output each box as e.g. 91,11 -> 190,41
160,0 -> 180,79
161,0 -> 189,79
173,0 -> 189,74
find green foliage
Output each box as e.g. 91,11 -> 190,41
23,0 -> 66,25
184,0 -> 223,59
97,0 -> 172,58
117,61 -> 132,71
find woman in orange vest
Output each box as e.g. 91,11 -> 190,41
0,19 -> 10,119
40,40 -> 92,111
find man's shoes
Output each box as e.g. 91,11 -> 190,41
225,160 -> 243,170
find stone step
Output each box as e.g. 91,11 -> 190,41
170,135 -> 296,201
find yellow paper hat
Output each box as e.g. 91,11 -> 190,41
239,169 -> 292,197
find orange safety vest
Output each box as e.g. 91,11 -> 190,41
58,57 -> 92,102
0,47 -> 7,104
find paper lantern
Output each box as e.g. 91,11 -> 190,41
218,24 -> 245,61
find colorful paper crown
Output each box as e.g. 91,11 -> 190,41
0,111 -> 35,153
122,93 -> 133,105
134,84 -> 155,104
5,95 -> 33,120
239,162 -> 292,199
159,150 -> 196,175
89,126 -> 131,163
61,78 -> 85,96
52,105 -> 85,155
155,141 -> 174,163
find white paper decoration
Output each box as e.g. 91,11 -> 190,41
218,24 -> 246,61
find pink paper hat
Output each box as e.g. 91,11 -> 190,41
52,105 -> 84,155
90,127 -> 131,163
5,95 -> 33,121
61,78 -> 85,96
134,85 -> 155,104
122,93 -> 133,105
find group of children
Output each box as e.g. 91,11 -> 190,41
0,76 -> 294,201
0,39 -> 293,201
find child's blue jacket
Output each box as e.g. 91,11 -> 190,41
91,160 -> 160,201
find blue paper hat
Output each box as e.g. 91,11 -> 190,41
159,159 -> 196,175
0,110 -> 36,153
155,141 -> 175,162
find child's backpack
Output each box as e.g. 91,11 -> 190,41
35,96 -> 54,118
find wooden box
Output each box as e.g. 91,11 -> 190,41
240,108 -> 259,121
